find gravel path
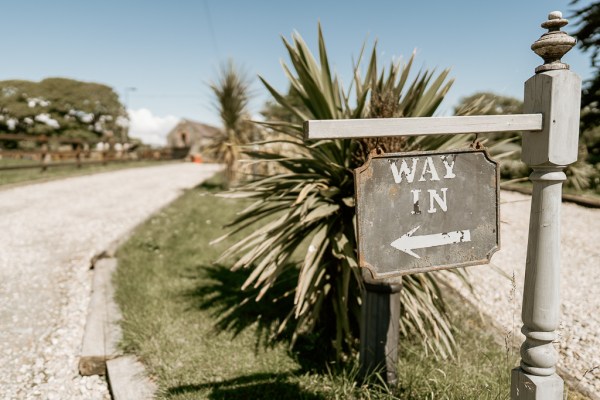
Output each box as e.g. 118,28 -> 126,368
447,190 -> 600,398
0,163 -> 220,399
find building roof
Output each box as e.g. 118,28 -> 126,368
166,118 -> 220,141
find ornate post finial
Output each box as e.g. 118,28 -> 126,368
531,11 -> 577,73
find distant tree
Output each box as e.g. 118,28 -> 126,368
571,1 -> 600,131
453,92 -> 533,182
571,1 -> 600,171
454,92 -> 523,116
0,78 -> 128,142
261,86 -> 306,125
208,60 -> 258,184
453,91 -> 523,155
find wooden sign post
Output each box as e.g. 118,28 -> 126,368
512,12 -> 581,400
354,148 -> 499,385
304,11 -> 580,399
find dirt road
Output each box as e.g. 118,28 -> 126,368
0,163 -> 220,399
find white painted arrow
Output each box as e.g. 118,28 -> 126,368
390,225 -> 471,259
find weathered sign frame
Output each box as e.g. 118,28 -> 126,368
354,148 -> 500,281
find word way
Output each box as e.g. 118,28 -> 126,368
389,155 -> 456,215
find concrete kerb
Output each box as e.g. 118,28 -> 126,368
106,356 -> 157,400
79,165 -> 222,398
78,257 -> 121,376
80,223 -> 157,398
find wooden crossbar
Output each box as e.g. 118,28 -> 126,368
304,114 -> 543,139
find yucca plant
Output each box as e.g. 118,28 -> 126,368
208,60 -> 257,184
214,26 -> 488,360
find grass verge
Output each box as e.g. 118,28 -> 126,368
0,159 -> 175,188
114,173 -> 590,399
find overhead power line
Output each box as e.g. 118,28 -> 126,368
131,94 -> 203,98
203,0 -> 220,59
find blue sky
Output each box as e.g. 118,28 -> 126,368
1,1 -> 595,145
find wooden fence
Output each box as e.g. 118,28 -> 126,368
0,134 -> 177,172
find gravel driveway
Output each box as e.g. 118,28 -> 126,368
0,163 -> 220,399
447,190 -> 600,398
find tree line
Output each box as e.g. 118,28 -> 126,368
0,78 -> 127,145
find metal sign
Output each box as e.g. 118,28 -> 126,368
354,149 -> 499,279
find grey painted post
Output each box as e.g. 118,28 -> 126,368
511,11 -> 581,400
359,279 -> 401,385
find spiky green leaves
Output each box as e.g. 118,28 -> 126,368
216,25 -> 471,359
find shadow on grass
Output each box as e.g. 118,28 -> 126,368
185,263 -> 296,349
184,263 -> 334,371
166,372 -> 324,399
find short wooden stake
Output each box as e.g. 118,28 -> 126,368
359,281 -> 401,385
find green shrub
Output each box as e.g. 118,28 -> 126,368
214,26 -> 490,360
